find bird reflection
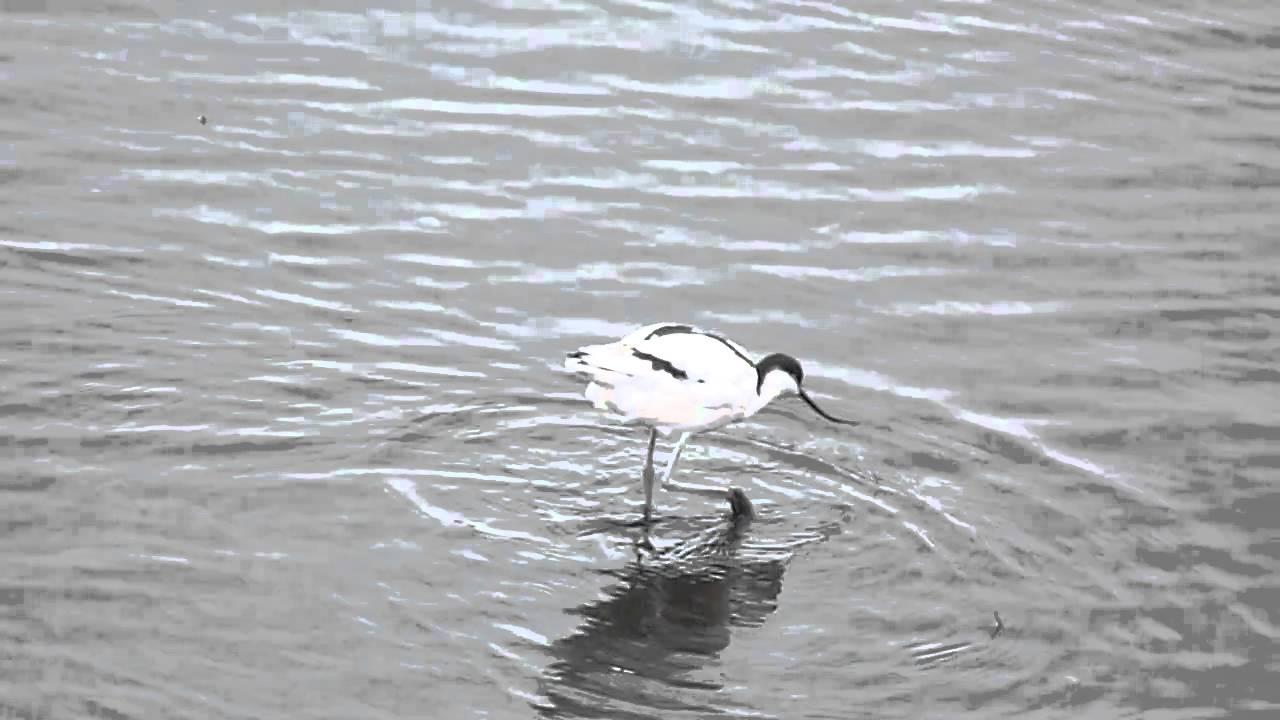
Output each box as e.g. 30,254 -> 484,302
536,489 -> 785,719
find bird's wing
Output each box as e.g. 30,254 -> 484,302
567,321 -> 757,391
627,330 -> 760,417
630,329 -> 757,384
564,324 -> 762,428
564,322 -> 681,374
567,325 -> 755,388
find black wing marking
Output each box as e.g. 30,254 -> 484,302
646,324 -> 694,338
644,324 -> 755,368
632,349 -> 688,380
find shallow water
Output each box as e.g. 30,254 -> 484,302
2,1 -> 1278,718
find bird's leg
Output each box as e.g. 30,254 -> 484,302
642,427 -> 657,523
635,521 -> 655,554
660,432 -> 691,488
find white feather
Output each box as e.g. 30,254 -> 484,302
563,323 -> 762,434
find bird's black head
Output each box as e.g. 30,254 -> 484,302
756,352 -> 861,427
755,352 -> 803,394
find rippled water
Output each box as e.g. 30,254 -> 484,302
3,1 -> 1278,717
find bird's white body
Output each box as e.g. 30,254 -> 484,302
564,322 -> 856,521
564,322 -> 789,435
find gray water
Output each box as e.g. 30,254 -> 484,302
2,1 -> 1278,718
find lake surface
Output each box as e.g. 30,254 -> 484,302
2,1 -> 1278,718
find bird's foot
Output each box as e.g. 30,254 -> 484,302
635,535 -> 656,554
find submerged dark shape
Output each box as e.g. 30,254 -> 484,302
727,487 -> 754,521
535,489 -> 779,719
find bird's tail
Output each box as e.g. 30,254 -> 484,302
562,343 -> 632,382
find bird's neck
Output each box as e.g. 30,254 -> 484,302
748,370 -> 794,414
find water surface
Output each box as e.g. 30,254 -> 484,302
2,1 -> 1278,718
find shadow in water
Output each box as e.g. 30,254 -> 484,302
536,490 -> 785,719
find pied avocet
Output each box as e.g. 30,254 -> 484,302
564,322 -> 858,521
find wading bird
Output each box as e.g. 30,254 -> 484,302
564,322 -> 859,521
